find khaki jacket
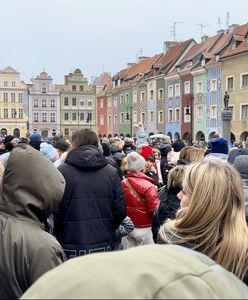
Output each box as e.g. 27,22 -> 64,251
22,244 -> 248,299
0,145 -> 66,299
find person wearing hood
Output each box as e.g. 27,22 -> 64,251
54,129 -> 126,258
0,144 -> 66,299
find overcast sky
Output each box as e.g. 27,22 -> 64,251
1,0 -> 247,84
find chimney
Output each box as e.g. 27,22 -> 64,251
138,56 -> 148,63
201,35 -> 209,43
127,63 -> 136,68
163,41 -> 179,54
228,24 -> 239,33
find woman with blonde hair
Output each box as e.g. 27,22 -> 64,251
158,159 -> 248,284
178,146 -> 204,164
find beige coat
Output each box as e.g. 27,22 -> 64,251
22,244 -> 248,299
0,145 -> 66,299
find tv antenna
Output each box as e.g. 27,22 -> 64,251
136,48 -> 143,61
168,21 -> 184,41
195,23 -> 211,38
217,17 -> 223,30
226,11 -> 230,29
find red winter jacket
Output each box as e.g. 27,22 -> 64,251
122,172 -> 160,228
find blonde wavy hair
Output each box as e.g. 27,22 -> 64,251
179,146 -> 204,163
159,159 -> 248,280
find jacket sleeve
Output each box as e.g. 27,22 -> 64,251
28,237 -> 65,286
145,185 -> 160,215
118,216 -> 134,237
112,172 -> 126,230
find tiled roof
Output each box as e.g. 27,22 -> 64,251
94,72 -> 112,86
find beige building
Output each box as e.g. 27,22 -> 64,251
60,69 -> 96,137
0,66 -> 28,138
220,23 -> 248,143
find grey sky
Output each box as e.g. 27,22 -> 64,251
1,0 -> 247,84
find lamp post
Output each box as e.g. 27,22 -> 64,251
86,112 -> 92,129
126,105 -> 133,137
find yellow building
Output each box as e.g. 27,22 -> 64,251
0,66 -> 28,138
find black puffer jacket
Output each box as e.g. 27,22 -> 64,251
55,145 -> 126,258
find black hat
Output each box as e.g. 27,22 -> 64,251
3,135 -> 15,145
54,141 -> 69,152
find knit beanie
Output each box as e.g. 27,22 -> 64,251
210,137 -> 228,154
172,140 -> 185,152
139,145 -> 154,161
40,142 -> 57,161
233,155 -> 248,180
54,141 -> 69,152
127,152 -> 146,172
228,148 -> 248,165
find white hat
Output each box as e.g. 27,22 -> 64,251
127,152 -> 146,172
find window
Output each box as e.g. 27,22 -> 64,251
42,113 -> 47,122
11,109 -> 17,118
34,99 -> 38,107
241,74 -> 248,88
72,112 -> 77,121
19,109 -> 23,119
184,81 -> 190,94
64,97 -> 69,106
158,110 -> 163,123
87,100 -> 93,107
64,128 -> 69,135
141,112 -> 145,124
50,99 -> 55,107
210,105 -> 217,119
80,98 -> 85,106
120,112 -> 124,124
114,97 -> 117,107
114,114 -> 117,125
72,98 -> 77,106
150,111 -> 154,122
158,89 -> 163,100
168,85 -> 173,98
120,94 -> 124,104
34,113 -> 39,122
42,99 -> 47,107
4,81 -> 8,87
72,85 -> 76,91
42,88 -> 46,94
100,115 -> 104,125
133,91 -> 137,103
4,93 -> 8,102
125,93 -> 129,104
11,93 -> 15,103
4,109 -> 8,118
197,106 -> 203,119
18,93 -> 23,103
141,92 -> 145,103
226,76 -> 234,91
197,81 -> 203,93
108,98 -> 111,107
175,84 -> 180,97
12,81 -> 15,87
108,115 -> 112,126
64,113 -> 69,121
100,99 -> 104,108
50,113 -> 55,122
80,113 -> 84,121
175,108 -> 180,122
133,111 -> 137,123
241,105 -> 248,119
184,107 -> 191,123
80,85 -> 84,91
150,90 -> 154,99
229,105 -> 234,120
210,79 -> 217,91
168,109 -> 173,122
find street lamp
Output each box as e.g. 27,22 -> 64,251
86,112 -> 92,129
126,105 -> 133,137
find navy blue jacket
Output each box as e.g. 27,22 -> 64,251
54,145 -> 126,258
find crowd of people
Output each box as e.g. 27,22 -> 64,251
0,126 -> 248,299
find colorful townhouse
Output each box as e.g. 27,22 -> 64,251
0,66 -> 28,138
60,69 -> 96,138
28,71 -> 61,138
